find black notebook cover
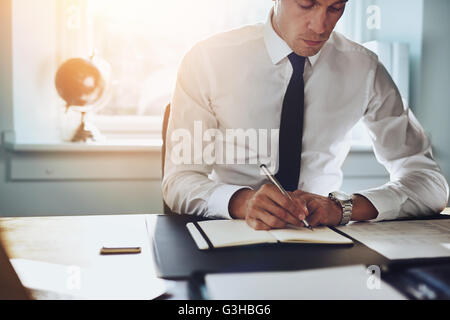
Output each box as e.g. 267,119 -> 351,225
150,215 -> 389,280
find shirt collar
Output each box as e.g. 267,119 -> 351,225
263,9 -> 322,68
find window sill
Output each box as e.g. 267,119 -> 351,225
2,131 -> 162,153
2,131 -> 162,181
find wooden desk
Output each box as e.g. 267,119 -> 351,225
0,214 -> 188,300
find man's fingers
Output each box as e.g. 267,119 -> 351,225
306,208 -> 327,227
257,197 -> 303,226
260,185 -> 305,219
294,192 -> 324,218
246,217 -> 272,231
306,199 -> 321,213
291,195 -> 309,220
252,208 -> 287,229
261,185 -> 297,214
305,211 -> 321,227
304,200 -> 324,227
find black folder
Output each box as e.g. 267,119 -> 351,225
150,214 -> 390,280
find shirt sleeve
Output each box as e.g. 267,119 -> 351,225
162,43 -> 251,219
357,61 -> 449,222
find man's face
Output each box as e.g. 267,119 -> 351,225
272,0 -> 347,57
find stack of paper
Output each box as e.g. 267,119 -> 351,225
337,219 -> 450,260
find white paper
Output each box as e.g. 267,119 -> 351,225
11,258 -> 167,300
205,265 -> 405,300
10,259 -> 82,299
198,220 -> 277,248
270,226 -> 353,244
337,219 -> 450,260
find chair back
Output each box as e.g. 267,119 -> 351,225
162,104 -> 175,215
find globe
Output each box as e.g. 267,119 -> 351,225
55,56 -> 111,142
55,58 -> 106,108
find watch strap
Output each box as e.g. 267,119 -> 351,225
328,192 -> 353,226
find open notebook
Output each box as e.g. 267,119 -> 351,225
187,220 -> 353,250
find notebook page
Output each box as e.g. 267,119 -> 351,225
198,220 -> 277,248
270,226 -> 353,244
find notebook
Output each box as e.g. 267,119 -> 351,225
187,219 -> 353,250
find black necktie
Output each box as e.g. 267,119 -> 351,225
275,53 -> 306,192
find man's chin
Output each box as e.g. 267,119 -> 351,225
293,47 -> 322,57
292,39 -> 327,57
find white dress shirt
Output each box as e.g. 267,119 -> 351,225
162,13 -> 449,222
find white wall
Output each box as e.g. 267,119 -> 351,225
12,0 -> 60,142
0,0 -> 13,133
365,0 -> 424,114
418,0 -> 450,205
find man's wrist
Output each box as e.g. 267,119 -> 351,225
229,188 -> 255,220
330,198 -> 344,222
351,194 -> 379,221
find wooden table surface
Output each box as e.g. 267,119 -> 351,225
0,215 -> 149,267
0,214 -> 187,299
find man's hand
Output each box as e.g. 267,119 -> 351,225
229,185 -> 308,230
293,191 -> 343,227
293,191 -> 380,227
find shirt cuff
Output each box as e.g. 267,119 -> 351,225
356,186 -> 407,222
207,184 -> 253,220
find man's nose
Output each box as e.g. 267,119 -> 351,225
308,9 -> 327,35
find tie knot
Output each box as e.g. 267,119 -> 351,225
288,52 -> 306,74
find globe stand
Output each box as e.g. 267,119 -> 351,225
71,112 -> 104,143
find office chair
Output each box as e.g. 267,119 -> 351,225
162,103 -> 175,215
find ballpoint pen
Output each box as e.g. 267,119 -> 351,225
260,164 -> 313,231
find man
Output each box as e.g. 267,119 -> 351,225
162,0 -> 449,230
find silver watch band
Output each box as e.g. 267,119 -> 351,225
340,200 -> 353,225
328,192 -> 353,226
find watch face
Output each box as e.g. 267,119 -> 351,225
333,191 -> 350,201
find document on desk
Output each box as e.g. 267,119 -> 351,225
337,219 -> 450,260
10,257 -> 167,300
205,265 -> 406,300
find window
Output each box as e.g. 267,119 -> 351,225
58,0 -> 274,137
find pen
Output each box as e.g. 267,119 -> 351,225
100,246 -> 142,255
260,164 -> 313,231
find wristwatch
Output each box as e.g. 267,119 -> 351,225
328,191 -> 353,226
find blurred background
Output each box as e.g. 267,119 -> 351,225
0,0 -> 449,217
